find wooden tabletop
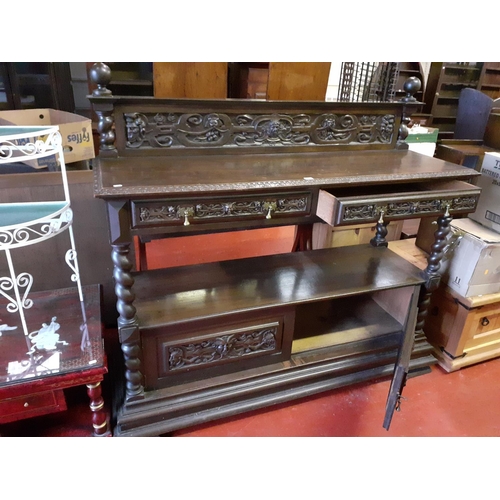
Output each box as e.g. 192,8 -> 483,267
94,149 -> 479,198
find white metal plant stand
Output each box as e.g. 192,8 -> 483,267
0,126 -> 88,353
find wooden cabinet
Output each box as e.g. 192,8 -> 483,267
0,62 -> 74,112
86,62 -> 154,97
425,286 -> 500,372
89,63 -> 481,436
423,63 -> 484,139
478,62 -> 500,100
394,62 -> 425,102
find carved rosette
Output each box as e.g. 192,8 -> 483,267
168,327 -> 278,372
124,111 -> 397,150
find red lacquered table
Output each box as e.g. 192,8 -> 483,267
0,284 -> 110,436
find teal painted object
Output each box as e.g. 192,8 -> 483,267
0,201 -> 67,227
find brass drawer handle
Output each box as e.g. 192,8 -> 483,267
178,207 -> 194,226
263,202 -> 277,219
481,317 -> 490,327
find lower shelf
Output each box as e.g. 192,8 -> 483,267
114,334 -> 435,437
292,294 -> 403,354
114,244 -> 432,436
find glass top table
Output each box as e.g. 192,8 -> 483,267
0,284 -> 104,387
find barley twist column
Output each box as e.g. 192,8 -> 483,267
112,243 -> 143,400
415,209 -> 453,337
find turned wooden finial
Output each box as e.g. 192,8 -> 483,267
397,76 -> 423,147
401,76 -> 421,103
90,62 -> 112,96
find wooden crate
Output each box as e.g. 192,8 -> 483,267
389,238 -> 500,372
424,286 -> 500,372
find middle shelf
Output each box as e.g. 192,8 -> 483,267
131,244 -> 426,392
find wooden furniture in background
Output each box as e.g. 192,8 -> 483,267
88,63 -> 481,436
388,238 -> 500,373
0,62 -> 75,112
227,62 -> 269,99
423,62 -> 484,140
313,220 -> 403,249
266,62 -> 331,100
86,62 -> 154,98
478,62 -> 500,100
394,63 -> 425,102
153,62 -> 228,99
434,109 -> 500,171
425,286 -> 500,372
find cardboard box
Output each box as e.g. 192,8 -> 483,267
469,152 -> 500,233
440,218 -> 500,297
0,109 -> 94,168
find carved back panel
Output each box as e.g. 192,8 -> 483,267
90,96 -> 408,157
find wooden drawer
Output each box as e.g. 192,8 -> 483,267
142,308 -> 295,390
312,220 -> 403,249
425,285 -> 500,372
132,191 -> 312,228
463,302 -> 500,351
317,180 -> 480,226
0,390 -> 66,424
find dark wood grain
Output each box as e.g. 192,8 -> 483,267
87,85 -> 477,434
132,245 -> 425,328
94,149 -> 479,198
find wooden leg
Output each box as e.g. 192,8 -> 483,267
415,211 -> 453,337
137,236 -> 148,271
112,243 -> 144,401
87,381 -> 110,437
292,224 -> 313,252
370,219 -> 390,247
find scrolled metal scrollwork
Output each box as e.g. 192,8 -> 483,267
0,130 -> 62,163
0,207 -> 73,250
65,248 -> 80,283
0,273 -> 34,313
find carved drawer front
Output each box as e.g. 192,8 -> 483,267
131,191 -> 312,228
463,302 -> 500,352
316,180 -> 480,226
142,309 -> 295,389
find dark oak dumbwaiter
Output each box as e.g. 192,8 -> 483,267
89,64 -> 481,436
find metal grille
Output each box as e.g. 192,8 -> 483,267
337,62 -> 400,102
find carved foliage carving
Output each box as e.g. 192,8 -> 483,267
138,196 -> 309,223
124,111 -> 396,149
342,196 -> 478,221
168,327 -> 278,371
